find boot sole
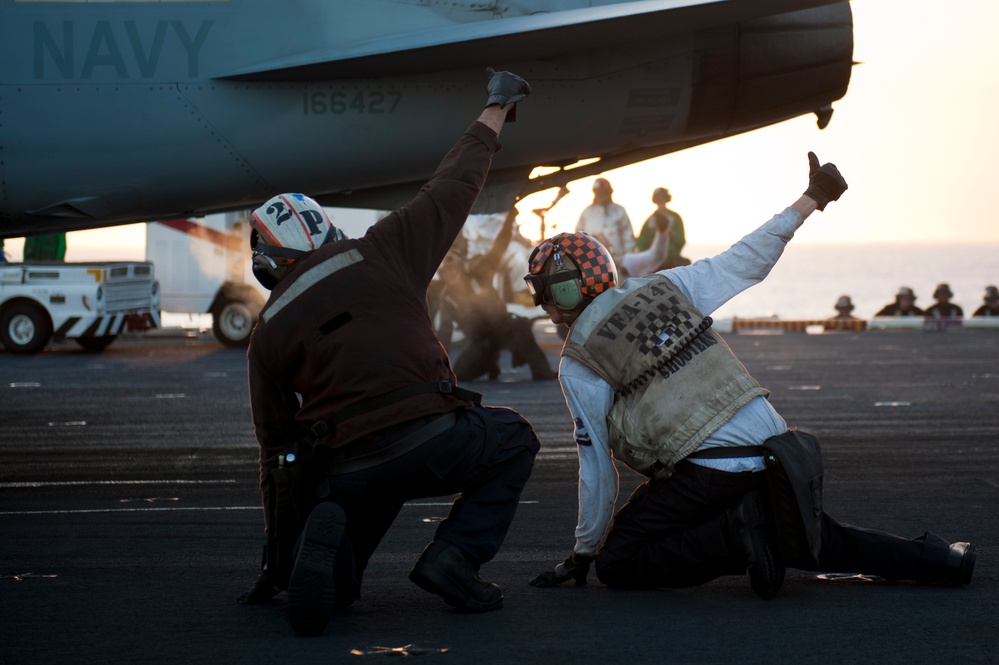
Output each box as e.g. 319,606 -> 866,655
748,536 -> 785,600
287,502 -> 346,636
738,493 -> 785,600
948,542 -> 976,585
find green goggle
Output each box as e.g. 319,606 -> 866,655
524,270 -> 582,308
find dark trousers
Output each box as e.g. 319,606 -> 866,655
595,461 -> 952,588
322,405 -> 539,595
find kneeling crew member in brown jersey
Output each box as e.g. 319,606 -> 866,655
524,153 -> 975,599
238,70 -> 540,637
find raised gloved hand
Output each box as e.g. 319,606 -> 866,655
529,552 -> 595,587
485,68 -> 531,122
803,151 -> 848,211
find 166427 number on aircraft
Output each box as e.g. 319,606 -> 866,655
303,90 -> 402,115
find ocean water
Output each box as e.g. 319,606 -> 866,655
684,242 -> 999,321
29,239 -> 997,324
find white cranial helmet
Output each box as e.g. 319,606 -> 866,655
250,193 -> 344,253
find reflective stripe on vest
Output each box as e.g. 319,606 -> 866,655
262,248 -> 364,323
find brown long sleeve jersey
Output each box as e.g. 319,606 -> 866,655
247,121 -> 501,470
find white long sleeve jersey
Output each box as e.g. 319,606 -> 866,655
575,202 -> 634,263
559,207 -> 803,556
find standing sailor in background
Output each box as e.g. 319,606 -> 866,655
574,178 -> 634,267
636,187 -> 688,269
22,233 -> 67,261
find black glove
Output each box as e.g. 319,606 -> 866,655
529,552 -> 595,587
803,151 -> 848,211
485,68 -> 531,122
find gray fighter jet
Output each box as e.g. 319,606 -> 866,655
0,0 -> 853,237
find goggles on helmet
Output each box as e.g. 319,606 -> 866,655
524,269 -> 581,307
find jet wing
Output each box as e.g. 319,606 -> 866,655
219,0 -> 846,81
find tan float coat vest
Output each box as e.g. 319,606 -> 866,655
562,275 -> 769,478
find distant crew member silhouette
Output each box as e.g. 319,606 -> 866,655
636,187 -> 689,269
831,295 -> 859,320
973,285 -> 999,317
925,283 -> 963,319
875,287 -> 924,317
574,178 -> 634,267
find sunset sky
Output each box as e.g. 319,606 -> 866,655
5,0 -> 998,262
519,0 -> 999,245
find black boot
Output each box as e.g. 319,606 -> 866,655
730,491 -> 785,600
287,502 -> 347,637
409,540 -> 503,612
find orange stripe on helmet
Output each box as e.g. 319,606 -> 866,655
283,195 -> 319,251
250,209 -> 281,247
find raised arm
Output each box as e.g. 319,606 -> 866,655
665,152 -> 847,315
365,70 -> 531,284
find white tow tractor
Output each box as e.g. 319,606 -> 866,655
146,212 -> 265,347
0,261 -> 161,354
